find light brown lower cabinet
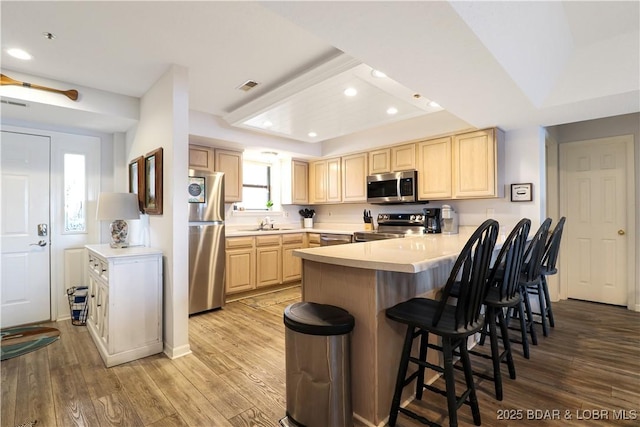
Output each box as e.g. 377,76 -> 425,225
225,233 -> 305,296
256,235 -> 282,288
282,233 -> 304,283
307,233 -> 321,248
225,237 -> 256,294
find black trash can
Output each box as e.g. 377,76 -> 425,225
281,302 -> 355,427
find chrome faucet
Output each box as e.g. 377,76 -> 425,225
259,216 -> 273,230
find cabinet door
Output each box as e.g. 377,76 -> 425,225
327,157 -> 342,203
88,274 -> 99,329
292,161 -> 309,204
98,282 -> 109,349
391,143 -> 416,171
282,243 -> 303,283
256,246 -> 282,287
342,153 -> 368,202
369,149 -> 391,174
453,129 -> 497,198
309,160 -> 327,203
189,145 -> 215,172
417,137 -> 453,200
215,149 -> 243,202
225,248 -> 255,294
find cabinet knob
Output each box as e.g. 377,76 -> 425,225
97,304 -> 101,307
618,229 -> 625,235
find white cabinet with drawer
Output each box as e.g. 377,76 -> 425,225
86,244 -> 163,368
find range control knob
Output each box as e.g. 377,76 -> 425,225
416,215 -> 423,221
410,215 -> 416,221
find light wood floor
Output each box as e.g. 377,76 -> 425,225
2,292 -> 639,427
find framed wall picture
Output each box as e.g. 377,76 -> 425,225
511,183 -> 533,202
144,147 -> 163,215
128,156 -> 145,212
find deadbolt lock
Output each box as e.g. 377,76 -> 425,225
38,223 -> 48,236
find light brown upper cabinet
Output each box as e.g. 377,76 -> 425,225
417,137 -> 453,200
214,149 -> 243,203
391,143 -> 417,171
342,152 -> 368,202
281,159 -> 308,205
369,148 -> 391,174
189,144 -> 215,173
309,157 -> 341,204
452,128 -> 504,198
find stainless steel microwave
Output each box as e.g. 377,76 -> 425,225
366,170 -> 418,204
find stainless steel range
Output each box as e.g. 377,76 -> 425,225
353,213 -> 426,242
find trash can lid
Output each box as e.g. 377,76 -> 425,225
284,302 -> 355,336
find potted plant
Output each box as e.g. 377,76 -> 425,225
266,200 -> 273,210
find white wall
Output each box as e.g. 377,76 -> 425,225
126,65 -> 191,359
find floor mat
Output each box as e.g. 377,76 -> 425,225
238,286 -> 301,308
1,325 -> 60,361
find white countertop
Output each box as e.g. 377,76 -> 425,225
85,244 -> 163,258
225,227 -> 357,237
293,226 -> 507,274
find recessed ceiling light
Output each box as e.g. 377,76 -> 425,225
371,69 -> 387,78
7,48 -> 32,60
308,131 -> 318,138
344,87 -> 357,97
263,120 -> 273,128
428,101 -> 440,108
387,107 -> 398,115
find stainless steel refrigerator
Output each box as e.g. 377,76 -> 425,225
188,170 -> 225,314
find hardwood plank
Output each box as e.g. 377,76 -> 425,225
92,391 -> 144,426
1,294 -> 638,427
111,360 -> 177,425
140,355 -> 234,427
50,365 -> 100,427
172,355 -> 254,419
13,347 -> 56,426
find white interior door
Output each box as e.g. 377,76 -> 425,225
560,136 -> 631,306
1,131 -> 51,327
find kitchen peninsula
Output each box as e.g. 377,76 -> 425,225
293,228 -> 502,427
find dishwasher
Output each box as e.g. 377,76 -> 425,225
320,233 -> 353,246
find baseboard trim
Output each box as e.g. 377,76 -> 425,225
163,343 -> 192,359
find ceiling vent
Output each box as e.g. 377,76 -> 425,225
237,80 -> 259,92
1,99 -> 29,108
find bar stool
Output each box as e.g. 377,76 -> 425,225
507,218 -> 551,356
472,218 -> 530,401
386,219 -> 499,427
534,216 -> 566,330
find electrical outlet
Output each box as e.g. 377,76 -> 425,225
284,211 -> 289,217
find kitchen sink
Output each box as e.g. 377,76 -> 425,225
240,228 -> 288,232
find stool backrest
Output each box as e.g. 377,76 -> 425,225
521,218 -> 552,282
489,218 -> 531,301
542,216 -> 566,271
434,219 -> 499,331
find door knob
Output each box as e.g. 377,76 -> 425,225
618,229 -> 625,235
29,240 -> 47,247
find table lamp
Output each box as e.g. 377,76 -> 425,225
96,192 -> 141,248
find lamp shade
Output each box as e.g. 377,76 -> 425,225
96,192 -> 141,220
